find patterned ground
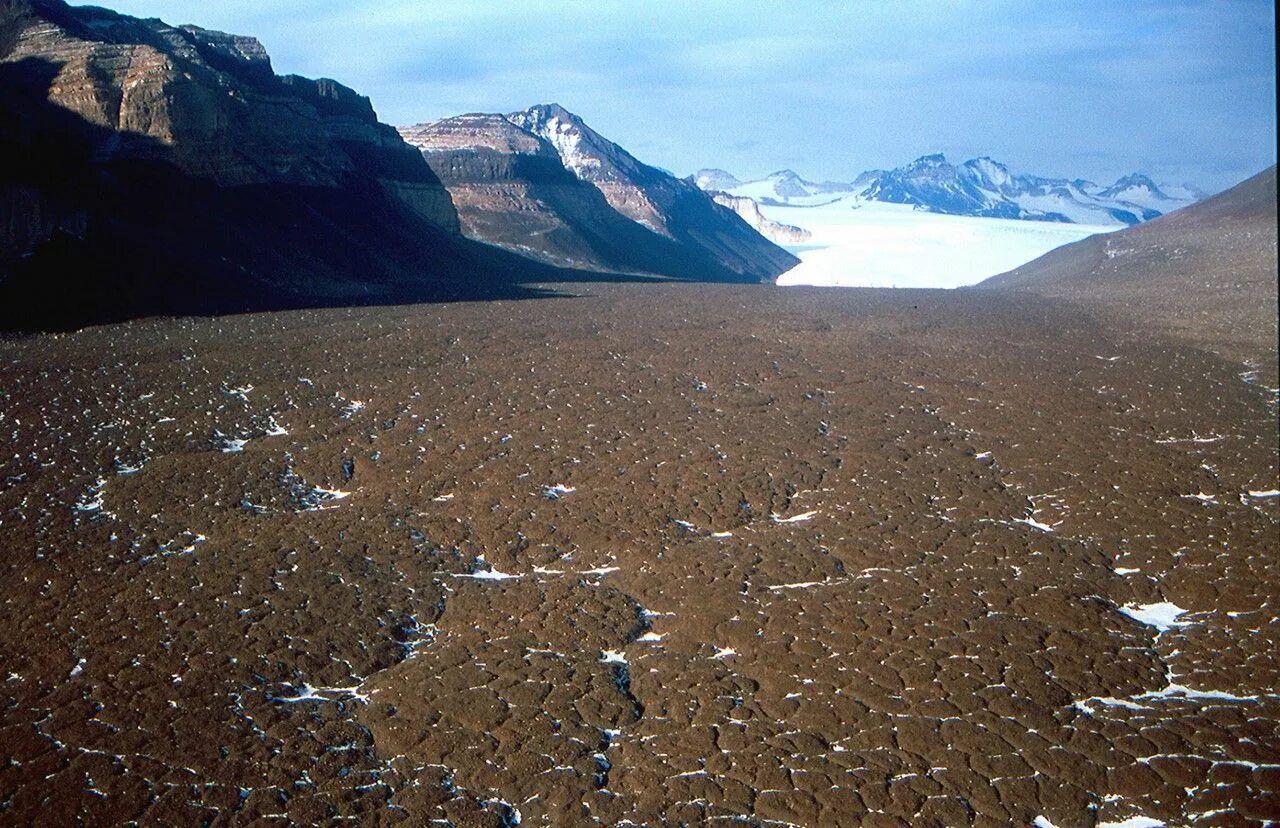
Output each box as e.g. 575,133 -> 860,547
1,284 -> 1277,826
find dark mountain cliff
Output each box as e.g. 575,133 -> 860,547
1,1 -> 787,330
0,0 -> 517,328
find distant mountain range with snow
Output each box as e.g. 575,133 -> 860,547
693,155 -> 1205,226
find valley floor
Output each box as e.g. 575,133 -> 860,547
0,284 -> 1277,826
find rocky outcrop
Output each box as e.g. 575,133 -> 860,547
1,0 -> 456,220
402,105 -> 798,283
401,114 -> 672,274
708,192 -> 811,245
0,0 -> 599,330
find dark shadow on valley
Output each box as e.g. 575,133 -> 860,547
0,58 -> 691,332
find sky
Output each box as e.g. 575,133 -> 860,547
92,0 -> 1276,193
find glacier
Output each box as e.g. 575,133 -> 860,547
764,197 -> 1116,289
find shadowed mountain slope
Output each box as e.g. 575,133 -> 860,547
0,2 -> 759,330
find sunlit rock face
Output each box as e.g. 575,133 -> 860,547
3,0 -> 458,220
402,104 -> 799,283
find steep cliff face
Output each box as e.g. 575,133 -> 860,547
403,105 -> 799,283
0,0 -> 541,329
708,192 -> 811,245
1,0 -> 455,225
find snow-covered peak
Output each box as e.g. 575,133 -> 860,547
1100,173 -> 1167,200
716,169 -> 855,205
700,154 -> 1200,227
905,153 -> 951,171
692,168 -> 742,191
508,104 -> 604,178
507,103 -> 648,183
963,156 -> 1014,190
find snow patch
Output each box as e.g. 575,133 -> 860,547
304,487 -> 350,510
770,511 -> 817,524
542,484 -> 576,500
454,567 -> 521,582
269,683 -> 370,705
1013,516 -> 1055,533
1117,602 -> 1191,633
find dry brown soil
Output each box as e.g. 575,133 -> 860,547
1,284 -> 1277,826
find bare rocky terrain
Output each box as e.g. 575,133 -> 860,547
2,3 -> 1277,827
399,107 -> 798,282
983,166 -> 1279,387
0,1 -> 789,333
2,284 -> 1276,826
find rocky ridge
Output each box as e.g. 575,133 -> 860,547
400,105 -> 799,282
708,192 -> 811,245
980,165 -> 1279,381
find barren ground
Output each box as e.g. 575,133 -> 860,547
1,284 -> 1277,826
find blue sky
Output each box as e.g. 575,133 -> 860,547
94,0 -> 1275,191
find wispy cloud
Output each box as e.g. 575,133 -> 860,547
85,0 -> 1276,190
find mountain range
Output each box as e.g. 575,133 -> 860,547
695,156 -> 1203,226
0,0 -> 793,330
398,106 -> 797,280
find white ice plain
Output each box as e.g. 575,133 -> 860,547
763,198 -> 1117,289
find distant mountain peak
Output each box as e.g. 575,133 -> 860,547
699,154 -> 1199,226
1114,172 -> 1158,188
525,101 -> 578,119
692,168 -> 742,191
511,103 -> 592,134
507,102 -> 644,183
966,156 -> 1011,173
1102,173 -> 1167,200
908,153 -> 950,168
402,103 -> 797,282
